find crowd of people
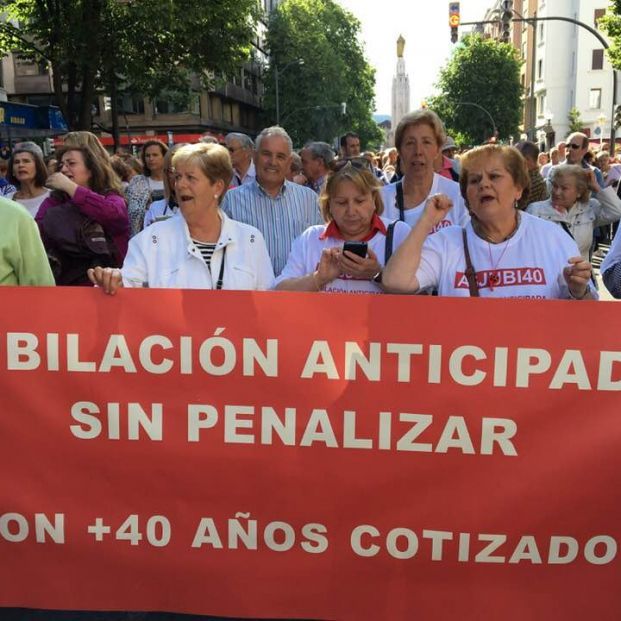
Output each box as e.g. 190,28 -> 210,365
2,111 -> 621,301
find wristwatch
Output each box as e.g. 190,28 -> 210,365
372,270 -> 383,284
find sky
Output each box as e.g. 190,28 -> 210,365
334,0 -> 495,116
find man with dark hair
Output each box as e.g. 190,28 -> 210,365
515,140 -> 548,209
340,132 -> 361,158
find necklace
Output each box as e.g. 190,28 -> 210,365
487,240 -> 511,290
472,210 -> 521,243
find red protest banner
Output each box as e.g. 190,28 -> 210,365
0,287 -> 620,620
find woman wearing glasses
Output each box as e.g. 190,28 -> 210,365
383,144 -> 596,300
381,109 -> 469,231
89,143 -> 274,292
274,159 -> 410,293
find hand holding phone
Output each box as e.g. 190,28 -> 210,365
342,241 -> 368,258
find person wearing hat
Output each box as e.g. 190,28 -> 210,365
436,136 -> 460,182
6,142 -> 50,218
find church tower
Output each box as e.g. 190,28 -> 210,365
391,35 -> 410,145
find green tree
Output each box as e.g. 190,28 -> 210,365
0,0 -> 259,131
600,1 -> 621,69
567,107 -> 584,135
427,34 -> 523,145
264,0 -> 383,148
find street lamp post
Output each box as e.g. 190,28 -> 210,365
458,14 -> 619,148
597,113 -> 607,149
454,101 -> 497,141
543,110 -> 554,151
274,59 -> 304,125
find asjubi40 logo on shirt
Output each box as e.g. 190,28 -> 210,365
454,267 -> 547,290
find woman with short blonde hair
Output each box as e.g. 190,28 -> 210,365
89,143 -> 274,292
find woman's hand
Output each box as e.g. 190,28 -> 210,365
586,169 -> 602,194
45,172 -> 79,197
314,247 -> 341,288
88,266 -> 124,295
339,246 -> 382,280
563,257 -> 592,299
422,193 -> 453,228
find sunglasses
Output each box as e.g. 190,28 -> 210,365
330,157 -> 373,173
567,143 -> 582,150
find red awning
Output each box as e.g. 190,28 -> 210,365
53,132 -> 226,148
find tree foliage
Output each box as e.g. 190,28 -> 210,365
600,1 -> 621,70
0,0 -> 259,129
427,34 -> 523,145
264,0 -> 383,148
567,107 -> 584,135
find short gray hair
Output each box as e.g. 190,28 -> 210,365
255,126 -> 293,154
549,164 -> 590,203
395,109 -> 446,151
303,141 -> 335,167
225,132 -> 254,150
198,134 -> 219,144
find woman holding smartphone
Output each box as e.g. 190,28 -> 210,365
275,158 -> 410,293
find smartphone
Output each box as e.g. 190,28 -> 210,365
343,241 -> 368,258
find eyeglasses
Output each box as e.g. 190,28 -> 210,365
567,143 -> 582,150
330,157 -> 373,173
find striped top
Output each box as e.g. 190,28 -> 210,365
192,240 -> 217,268
221,179 -> 322,275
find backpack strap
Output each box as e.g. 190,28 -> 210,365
395,180 -> 405,222
462,229 -> 479,297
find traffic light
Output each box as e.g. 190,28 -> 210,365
449,2 -> 460,44
615,105 -> 621,130
500,0 -> 513,43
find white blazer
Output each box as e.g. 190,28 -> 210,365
121,211 -> 274,290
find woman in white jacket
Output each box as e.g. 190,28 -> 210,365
89,143 -> 274,292
527,164 -> 621,262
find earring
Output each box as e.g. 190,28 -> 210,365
214,194 -> 219,200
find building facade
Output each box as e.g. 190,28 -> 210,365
478,0 -> 614,148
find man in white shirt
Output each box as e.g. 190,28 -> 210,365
541,142 -> 564,179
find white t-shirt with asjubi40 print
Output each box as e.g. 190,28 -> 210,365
415,212 -> 598,299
